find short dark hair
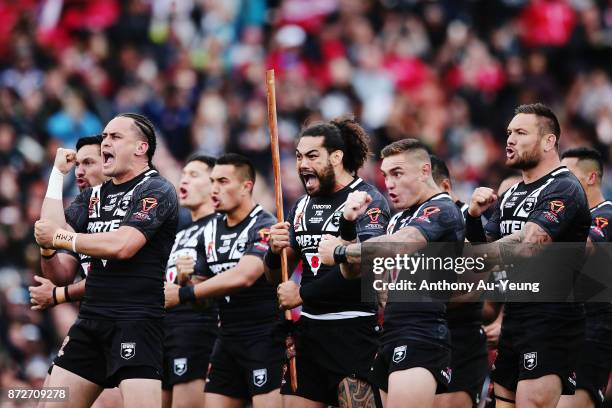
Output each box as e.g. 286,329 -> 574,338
430,154 -> 450,185
116,113 -> 157,164
76,135 -> 103,151
561,146 -> 604,179
215,153 -> 255,183
299,115 -> 370,174
186,154 -> 216,169
514,103 -> 561,149
381,138 -> 430,159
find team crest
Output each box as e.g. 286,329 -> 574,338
523,197 -> 536,212
120,342 -> 136,360
392,345 -> 407,363
253,368 -> 267,387
366,208 -> 382,223
523,352 -> 537,370
173,358 -> 187,376
331,211 -> 342,227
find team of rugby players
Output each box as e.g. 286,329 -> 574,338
30,104 -> 611,408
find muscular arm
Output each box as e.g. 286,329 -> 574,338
194,255 -> 264,299
343,227 -> 428,278
263,247 -> 300,285
74,226 -> 147,260
40,252 -> 80,286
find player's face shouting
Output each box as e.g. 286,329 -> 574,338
505,113 -> 543,170
381,153 -> 423,210
179,161 -> 212,209
100,116 -> 149,178
210,164 -> 251,213
75,144 -> 105,191
295,136 -> 336,196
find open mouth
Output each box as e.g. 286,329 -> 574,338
102,151 -> 115,167
76,177 -> 89,189
388,192 -> 398,202
179,187 -> 188,200
506,147 -> 515,159
300,172 -> 318,189
211,196 -> 220,208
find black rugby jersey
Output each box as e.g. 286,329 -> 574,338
64,169 -> 179,320
165,213 -> 219,327
200,204 -> 277,336
483,166 -> 591,312
447,200 -> 482,328
585,200 -> 612,316
383,192 -> 465,344
287,177 -> 390,319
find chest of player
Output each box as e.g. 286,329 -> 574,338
498,180 -> 555,236
202,220 -> 250,275
293,204 -> 344,250
85,182 -> 148,233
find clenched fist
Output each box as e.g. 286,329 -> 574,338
269,221 -> 291,255
468,187 -> 497,217
176,255 -> 195,285
34,219 -> 60,248
343,191 -> 372,221
54,148 -> 77,174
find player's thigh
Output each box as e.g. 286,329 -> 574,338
516,374 -> 562,408
40,365 -> 103,408
119,378 -> 161,408
557,390 -> 595,408
252,388 -> 281,408
91,388 -> 123,408
493,382 -> 516,408
387,367 -> 437,408
432,391 -> 472,408
281,394 -> 326,408
378,389 -> 387,408
204,392 -> 245,408
337,377 -> 376,408
171,379 -> 206,408
162,389 -> 172,408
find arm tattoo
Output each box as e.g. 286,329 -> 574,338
346,243 -> 362,264
338,377 -> 376,408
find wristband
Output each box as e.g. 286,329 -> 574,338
40,248 -> 57,259
339,216 -> 357,241
64,286 -> 72,303
179,285 -> 196,304
45,167 -> 64,200
264,249 -> 281,269
55,286 -> 66,304
52,287 -> 58,306
333,245 -> 348,264
52,229 -> 78,253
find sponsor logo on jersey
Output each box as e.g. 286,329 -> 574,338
253,368 -> 267,387
173,358 -> 187,376
120,342 -> 136,360
392,345 -> 407,363
523,352 -> 537,370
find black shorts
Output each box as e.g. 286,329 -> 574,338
204,334 -> 284,399
280,316 -> 380,406
576,314 -> 612,407
369,339 -> 451,394
52,318 -> 163,388
446,325 -> 489,406
162,324 -> 217,390
492,311 -> 584,394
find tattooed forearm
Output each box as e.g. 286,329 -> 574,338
346,243 -> 362,264
338,377 -> 376,408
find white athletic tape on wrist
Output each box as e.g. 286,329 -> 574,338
45,167 -> 64,200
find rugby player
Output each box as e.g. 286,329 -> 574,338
30,135 -> 106,310
558,147 -> 612,408
266,116 -> 390,408
164,153 -> 282,408
162,154 -> 218,408
464,103 -> 591,408
430,155 -> 488,408
34,113 -> 179,408
318,139 -> 465,408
